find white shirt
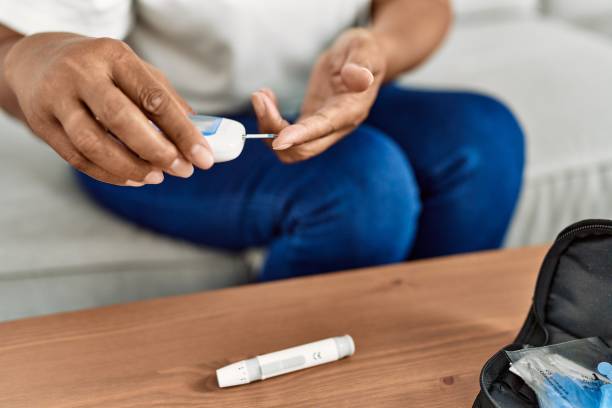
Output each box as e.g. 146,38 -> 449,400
0,0 -> 371,115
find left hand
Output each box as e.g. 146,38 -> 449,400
252,28 -> 387,163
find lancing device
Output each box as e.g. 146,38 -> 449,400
216,335 -> 355,388
190,115 -> 275,163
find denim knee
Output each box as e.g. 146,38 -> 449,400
285,127 -> 421,271
460,92 -> 525,208
430,92 -> 525,250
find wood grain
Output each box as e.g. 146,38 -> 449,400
0,246 -> 548,407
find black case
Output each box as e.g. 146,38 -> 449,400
474,219 -> 612,407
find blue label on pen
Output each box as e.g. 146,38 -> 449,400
190,115 -> 222,136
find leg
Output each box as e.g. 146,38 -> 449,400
366,85 -> 525,258
76,117 -> 421,280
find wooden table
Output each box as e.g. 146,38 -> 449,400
0,246 -> 548,407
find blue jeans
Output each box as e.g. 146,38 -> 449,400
77,85 -> 525,281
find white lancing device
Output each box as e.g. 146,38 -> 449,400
190,115 -> 275,163
216,335 -> 356,388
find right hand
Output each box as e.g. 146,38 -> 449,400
4,32 -> 214,186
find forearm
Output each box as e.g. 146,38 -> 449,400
0,25 -> 25,121
370,0 -> 452,80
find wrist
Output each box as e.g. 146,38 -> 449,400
0,32 -> 25,120
367,29 -> 397,82
339,28 -> 388,83
1,32 -> 82,122
1,33 -> 23,82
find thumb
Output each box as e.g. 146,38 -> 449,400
340,48 -> 375,92
251,89 -> 289,134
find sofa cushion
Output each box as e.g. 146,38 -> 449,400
542,0 -> 612,39
401,19 -> 612,246
452,0 -> 539,20
543,0 -> 612,19
0,112 -> 250,321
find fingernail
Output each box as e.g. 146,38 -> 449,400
273,127 -> 301,149
273,143 -> 293,151
144,170 -> 164,184
126,180 -> 145,187
361,67 -> 374,86
170,157 -> 194,178
251,92 -> 266,117
261,94 -> 276,112
259,88 -> 274,100
191,144 -> 214,169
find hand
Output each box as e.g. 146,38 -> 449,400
252,28 -> 386,163
4,33 -> 214,186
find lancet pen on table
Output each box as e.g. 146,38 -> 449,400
217,335 -> 355,388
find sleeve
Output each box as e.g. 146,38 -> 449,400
0,0 -> 134,39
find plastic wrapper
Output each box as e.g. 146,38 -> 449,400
507,337 -> 612,408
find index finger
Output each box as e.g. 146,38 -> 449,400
272,101 -> 357,150
80,80 -> 180,168
112,57 -> 214,170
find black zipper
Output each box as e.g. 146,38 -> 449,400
556,222 -> 612,242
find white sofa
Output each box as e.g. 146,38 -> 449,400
2,0 -> 612,321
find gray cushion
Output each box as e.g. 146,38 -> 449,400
0,112 -> 250,321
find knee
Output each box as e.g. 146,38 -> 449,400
302,129 -> 421,267
459,93 -> 525,187
432,93 -> 525,212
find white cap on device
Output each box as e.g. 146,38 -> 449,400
191,115 -> 275,163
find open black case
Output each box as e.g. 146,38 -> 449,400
474,219 -> 612,407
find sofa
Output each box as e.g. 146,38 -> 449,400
2,0 -> 612,321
